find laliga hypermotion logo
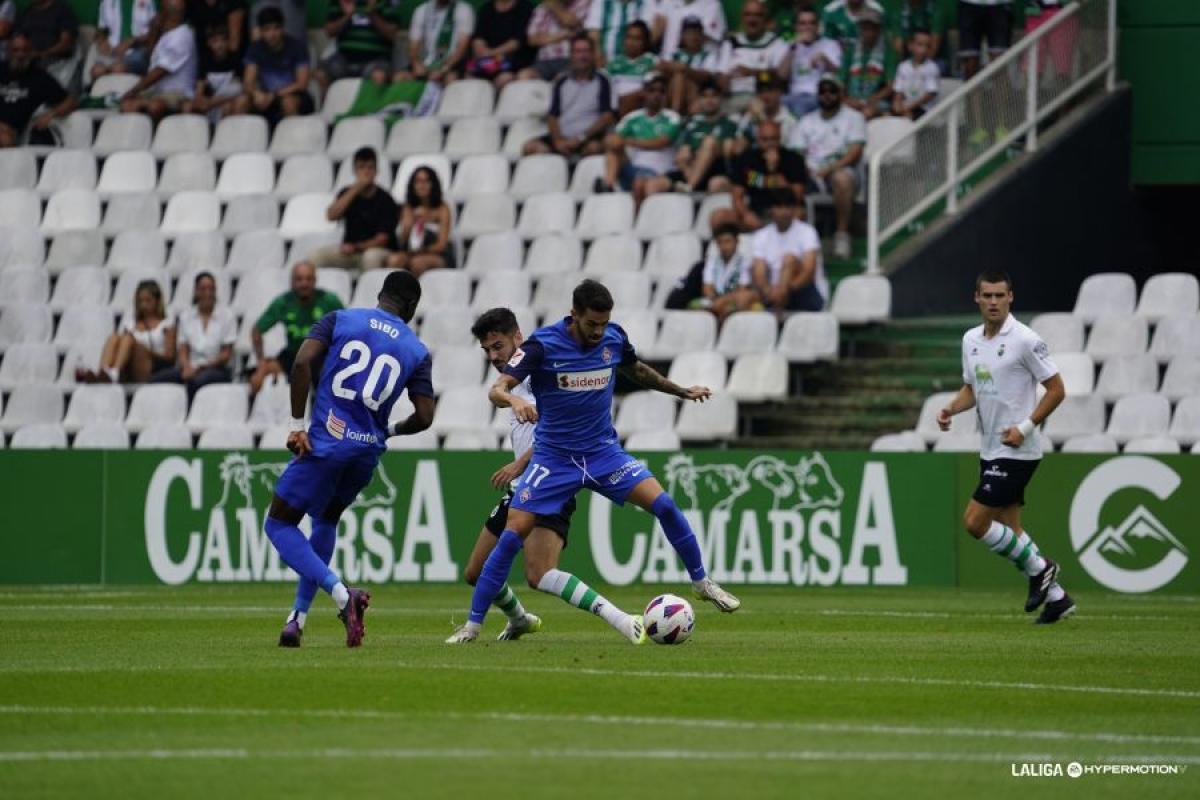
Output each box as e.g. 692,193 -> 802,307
1069,456 -> 1188,593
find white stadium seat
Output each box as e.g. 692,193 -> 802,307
275,153 -> 334,199
53,306 -> 115,354
101,194 -> 161,234
74,422 -> 130,449
1073,272 -> 1136,324
1124,436 -> 1181,454
568,154 -> 606,200
226,230 -> 285,275
96,150 -> 155,196
510,154 -> 568,200
437,79 -> 495,121
0,268 -> 49,306
186,384 -> 249,434
269,115 -> 328,159
430,386 -> 492,434
247,377 -> 292,434
778,312 -> 839,362
37,149 -> 97,195
419,270 -> 471,309
668,350 -> 727,391
450,154 -> 510,202
216,152 -> 275,198
417,306 -> 476,351
92,113 -> 152,157
1161,356 -> 1200,402
431,346 -> 485,394
0,304 -> 54,352
1029,312 -> 1085,354
634,193 -> 694,240
1106,393 -> 1171,444
692,193 -> 732,240
1149,314 -> 1200,363
62,385 -> 126,433
717,311 -> 778,358
50,111 -> 94,152
1042,394 -> 1106,444
503,118 -> 547,160
348,268 -> 395,308
126,385 -> 188,433
523,233 -> 581,277
0,223 -> 45,267
151,113 -> 210,157
443,430 -> 498,450
211,115 -> 269,159
46,231 -> 106,274
648,311 -> 716,360
0,384 -> 63,433
279,193 -> 337,240
135,423 -> 193,449
1094,354 -> 1157,400
603,272 -> 651,311
10,423 -> 67,449
1085,314 -> 1148,361
1060,433 -> 1119,453
197,425 -> 256,450
444,117 -> 502,160
831,275 -> 891,324
932,432 -> 983,453
0,343 -> 58,389
287,232 -> 340,267
625,429 -> 681,451
530,270 -> 582,318
222,194 -> 280,235
494,79 -> 550,122
643,232 -> 702,282
257,424 -> 291,450
57,340 -> 105,388
0,149 -> 37,190
460,231 -> 524,277
231,268 -> 288,318
315,268 -> 352,306
727,353 -> 788,402
583,233 -> 641,275
614,391 -> 677,437
90,73 -> 140,98
1136,272 -> 1199,322
387,428 -> 440,450
385,118 -> 443,161
1168,395 -> 1200,447
915,391 -> 977,443
1054,352 -> 1095,395
472,270 -> 531,312
50,266 -> 109,312
107,230 -> 166,274
161,191 -> 221,236
865,116 -> 917,162
517,191 -> 575,239
0,189 -> 42,231
166,231 -> 226,275
870,431 -> 927,452
576,194 -> 634,239
611,308 -> 657,353
321,78 -> 362,123
41,189 -> 101,234
675,392 -> 737,441
328,117 -> 385,161
457,193 -> 516,238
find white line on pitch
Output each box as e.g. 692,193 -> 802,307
816,609 -> 1180,622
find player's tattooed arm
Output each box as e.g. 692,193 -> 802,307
621,360 -> 711,402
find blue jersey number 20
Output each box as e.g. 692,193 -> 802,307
331,341 -> 403,411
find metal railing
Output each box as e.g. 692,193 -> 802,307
866,0 -> 1118,273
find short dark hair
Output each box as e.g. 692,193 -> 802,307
713,222 -> 740,240
626,20 -> 651,42
975,269 -> 1013,291
256,5 -> 284,28
380,270 -> 421,306
573,279 -> 614,314
206,24 -> 228,39
768,188 -> 796,208
353,146 -> 377,166
471,307 -> 520,341
911,27 -> 932,38
571,32 -> 593,49
698,79 -> 721,94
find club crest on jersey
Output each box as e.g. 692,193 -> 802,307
997,344 -> 1006,358
326,410 -> 347,440
508,348 -> 526,367
601,347 -> 613,363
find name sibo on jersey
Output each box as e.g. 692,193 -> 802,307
557,369 -> 612,391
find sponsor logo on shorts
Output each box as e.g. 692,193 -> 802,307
607,459 -> 645,485
983,464 -> 1008,479
519,488 -> 532,503
557,368 -> 612,392
326,410 -> 347,440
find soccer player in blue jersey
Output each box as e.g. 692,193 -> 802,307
267,270 -> 436,648
447,280 -> 741,644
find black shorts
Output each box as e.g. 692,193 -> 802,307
972,458 -> 1039,508
666,160 -> 727,190
958,1 -> 1012,57
484,489 -> 575,546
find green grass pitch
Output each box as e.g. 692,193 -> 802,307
1,585 -> 1197,798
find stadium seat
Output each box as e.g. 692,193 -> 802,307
393,155 -> 452,199
1030,312 -> 1085,354
444,117 -> 502,160
634,193 -> 694,240
186,384 -> 249,434
53,306 -> 115,354
166,231 -> 226,275
692,193 -> 732,240
1135,272 -> 1199,322
10,422 -> 67,449
870,431 -> 927,452
96,150 -> 155,196
62,384 -> 125,433
135,423 -> 193,449
256,424 -> 290,450
614,391 -> 678,437
1124,436 -> 1181,454
36,149 -> 97,195
0,304 -> 54,352
717,311 -> 778,358
269,115 -> 328,160
1073,272 -> 1136,324
668,350 -> 727,391
57,338 -> 105,388
226,229 -> 285,275
125,385 -> 188,434
247,377 -> 292,434
1086,314 -> 1148,362
320,77 -> 362,123
387,428 -> 440,450
778,312 -> 839,362
333,153 -> 394,194
509,154 -> 568,201
1060,433 -> 1119,453
675,392 -> 737,441
417,306 -> 476,351
210,115 -> 269,159
48,111 -> 94,153
0,268 -> 49,306
1149,314 -> 1200,363
1043,394 -> 1106,444
865,116 -> 917,163
0,384 -> 63,433
231,268 -> 287,318
92,113 -> 152,157
101,194 -> 161,234
430,386 -> 492,434
0,149 -> 36,190
49,265 -> 109,312
502,118 -> 548,160
471,270 -> 531,312
41,189 -> 101,234
625,429 -> 681,451
286,231 -> 339,267
0,223 -> 45,267
162,190 -> 222,236
530,270 -> 582,318
279,193 -> 338,240
437,79 -> 495,121
73,421 -> 130,449
0,342 -> 57,389
43,230 -> 104,275
915,391 -> 977,443
151,113 -> 210,157
516,191 -> 575,239
1168,395 -> 1200,447
604,271 -> 652,310
252,153 -> 324,203
431,345 -> 485,394
494,79 -> 551,122
459,231 -> 522,277
727,353 -> 788,402
582,234 -> 642,275
831,275 -> 891,324
1106,393 -> 1171,444
932,432 -> 982,452
1094,354 -> 1157,400
384,117 -> 443,161
443,429 -> 498,450
222,194 -> 280,235
0,189 -> 41,231
109,269 -> 169,314
197,425 -> 256,450
347,268 -> 394,308
648,311 -> 716,360
1053,352 -> 1095,396
576,194 -> 634,239
567,155 -> 606,200
419,270 -> 471,309
450,154 -> 510,202
327,117 -> 385,161
89,73 -> 140,99
522,233 -> 581,277
457,193 -> 516,239
214,152 -> 275,199
611,308 -> 658,351
644,232 -> 702,282
1161,356 -> 1200,402
511,306 -> 537,338
314,268 -> 352,306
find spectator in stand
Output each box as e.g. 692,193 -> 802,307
606,20 -> 657,117
86,0 -> 158,85
240,5 -> 312,119
644,79 -> 735,195
0,33 -> 77,148
80,280 -> 175,384
14,0 -> 79,89
765,0 -> 818,39
660,16 -> 719,114
787,74 -> 864,258
187,0 -> 246,58
750,189 -> 826,312
406,0 -> 475,85
249,261 -> 344,395
702,222 -> 756,321
311,146 -> 398,271
893,0 -> 943,66
890,28 -> 938,120
959,0 -> 1013,145
0,1 -> 15,63
585,0 -> 655,68
780,6 -> 841,118
841,8 -> 893,120
655,0 -> 725,60
717,0 -> 789,112
468,0 -> 535,90
522,33 -> 613,158
120,0 -> 197,121
820,0 -> 886,54
598,73 -> 682,206
250,0 -> 305,46
731,70 -> 798,159
184,23 -> 243,119
387,166 -> 453,276
521,0 -> 591,82
152,272 -> 236,398
709,119 -> 805,232
319,0 -> 402,90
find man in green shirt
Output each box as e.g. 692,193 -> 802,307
318,0 -> 402,89
840,8 -> 894,119
645,79 -> 737,195
249,261 -> 344,394
820,0 -> 887,53
599,72 -> 683,205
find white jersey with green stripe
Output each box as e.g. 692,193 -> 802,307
616,107 -> 683,173
585,0 -> 659,63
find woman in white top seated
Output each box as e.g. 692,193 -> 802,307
151,272 -> 237,398
81,280 -> 175,384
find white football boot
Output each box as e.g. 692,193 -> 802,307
693,579 -> 741,612
497,612 -> 542,641
445,624 -> 480,644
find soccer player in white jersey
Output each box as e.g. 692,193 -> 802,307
937,270 -> 1076,624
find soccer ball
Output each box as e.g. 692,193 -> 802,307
643,594 -> 695,645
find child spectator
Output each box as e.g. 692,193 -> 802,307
890,28 -> 938,120
184,23 -> 243,119
702,223 -> 755,320
840,8 -> 894,120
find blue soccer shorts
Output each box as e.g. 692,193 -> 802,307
274,451 -> 378,517
510,443 -> 652,516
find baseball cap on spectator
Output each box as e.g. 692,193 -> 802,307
755,70 -> 785,92
856,8 -> 883,26
817,73 -> 843,92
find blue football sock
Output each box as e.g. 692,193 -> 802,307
293,518 -> 337,614
651,493 -> 707,581
265,517 -> 340,594
468,530 -> 523,625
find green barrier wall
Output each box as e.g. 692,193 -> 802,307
0,450 -> 1193,593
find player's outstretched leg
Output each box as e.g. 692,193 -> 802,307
447,530 -> 525,643
533,568 -> 646,644
279,517 -> 338,647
